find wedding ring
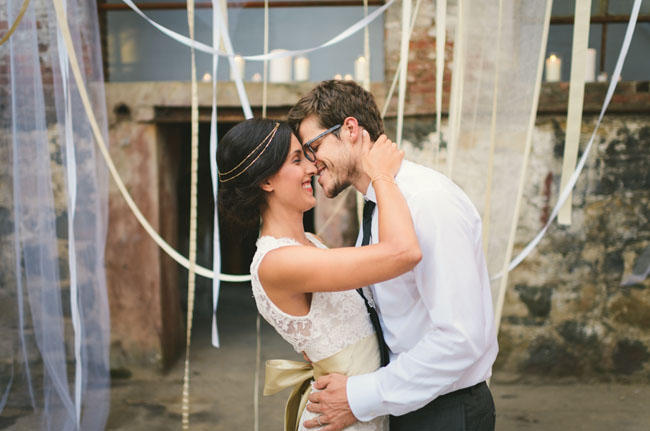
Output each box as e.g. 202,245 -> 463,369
317,416 -> 323,427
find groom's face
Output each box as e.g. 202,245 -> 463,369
298,115 -> 354,198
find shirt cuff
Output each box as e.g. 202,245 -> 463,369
346,372 -> 384,422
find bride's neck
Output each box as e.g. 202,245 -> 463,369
260,202 -> 307,243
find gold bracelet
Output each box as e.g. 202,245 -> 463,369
371,174 -> 396,185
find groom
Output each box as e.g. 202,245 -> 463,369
287,80 -> 498,431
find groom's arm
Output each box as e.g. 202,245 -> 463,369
346,187 -> 498,420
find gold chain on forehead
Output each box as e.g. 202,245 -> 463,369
218,122 -> 280,183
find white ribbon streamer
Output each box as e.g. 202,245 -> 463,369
54,0 -> 82,425
121,0 -> 396,61
492,0 -> 642,281
210,0 -> 221,348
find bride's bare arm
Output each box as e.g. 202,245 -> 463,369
260,132 -> 421,294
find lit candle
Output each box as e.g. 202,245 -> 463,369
201,73 -> 212,82
251,73 -> 262,82
354,56 -> 367,82
294,56 -> 310,82
344,73 -> 354,81
270,49 -> 292,83
230,55 -> 245,81
585,48 -> 596,82
545,54 -> 561,82
333,74 -> 343,80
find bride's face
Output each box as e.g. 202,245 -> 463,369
264,134 -> 317,212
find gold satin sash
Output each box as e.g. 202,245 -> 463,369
264,334 -> 380,431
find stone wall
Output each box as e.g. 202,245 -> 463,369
389,112 -> 650,381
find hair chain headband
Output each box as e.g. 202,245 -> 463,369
218,122 -> 280,183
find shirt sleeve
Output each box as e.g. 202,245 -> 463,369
347,187 -> 497,420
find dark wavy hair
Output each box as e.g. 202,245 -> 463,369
217,119 -> 291,229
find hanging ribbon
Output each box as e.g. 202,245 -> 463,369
434,0 -> 446,168
209,0 -> 222,350
120,0 -> 396,61
395,0 -> 412,148
53,0 -> 82,425
0,0 -> 30,46
558,0 -> 592,225
492,0 -> 642,286
446,0 -> 465,177
481,0 -> 504,254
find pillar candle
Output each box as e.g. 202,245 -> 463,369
585,48 -> 596,82
270,49 -> 292,83
545,54 -> 561,82
294,56 -> 310,82
229,55 -> 245,81
354,56 -> 367,82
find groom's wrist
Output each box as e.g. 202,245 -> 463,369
346,373 -> 383,422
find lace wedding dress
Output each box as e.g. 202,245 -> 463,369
251,234 -> 388,431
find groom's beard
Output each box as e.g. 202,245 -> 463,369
326,179 -> 350,198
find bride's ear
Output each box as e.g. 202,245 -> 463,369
261,179 -> 274,193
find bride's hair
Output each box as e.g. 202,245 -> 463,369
217,119 -> 292,228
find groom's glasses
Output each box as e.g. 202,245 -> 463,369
302,124 -> 341,162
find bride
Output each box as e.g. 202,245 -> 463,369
217,119 -> 420,431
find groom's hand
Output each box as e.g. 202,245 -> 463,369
303,374 -> 357,430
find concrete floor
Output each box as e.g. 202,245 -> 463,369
103,284 -> 650,431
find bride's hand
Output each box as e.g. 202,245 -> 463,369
361,131 -> 404,182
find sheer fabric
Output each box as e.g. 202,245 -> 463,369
0,1 -> 110,429
446,0 -> 550,301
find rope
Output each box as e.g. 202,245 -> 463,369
181,1 -> 200,427
0,0 -> 31,46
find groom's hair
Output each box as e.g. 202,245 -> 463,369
288,80 -> 384,142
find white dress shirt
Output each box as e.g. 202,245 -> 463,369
346,160 -> 499,420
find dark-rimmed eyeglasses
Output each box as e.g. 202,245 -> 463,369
302,124 -> 341,162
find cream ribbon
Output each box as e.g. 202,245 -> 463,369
558,0 -> 592,225
263,334 -> 379,431
481,0 -> 504,254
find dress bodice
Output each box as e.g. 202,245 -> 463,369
250,234 -> 375,362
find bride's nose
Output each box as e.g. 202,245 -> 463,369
304,159 -> 317,175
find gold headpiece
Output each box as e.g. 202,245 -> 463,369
218,122 -> 280,183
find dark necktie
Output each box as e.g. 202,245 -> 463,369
357,200 -> 390,366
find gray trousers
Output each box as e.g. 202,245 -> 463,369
390,382 -> 495,431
